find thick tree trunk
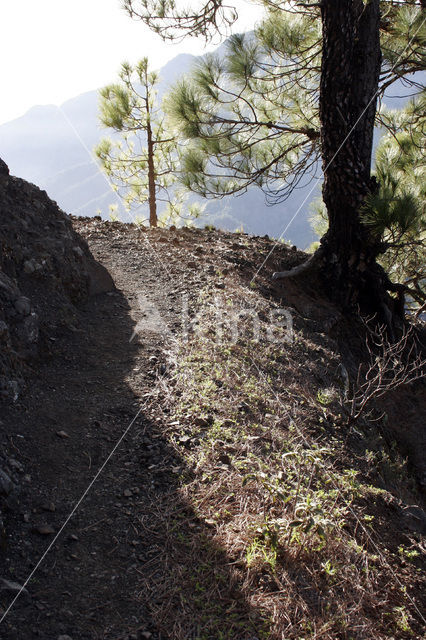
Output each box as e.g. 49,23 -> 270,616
319,0 -> 389,312
146,121 -> 158,227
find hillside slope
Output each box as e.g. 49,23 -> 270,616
0,210 -> 424,639
0,159 -> 113,403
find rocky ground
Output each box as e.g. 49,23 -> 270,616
0,159 -> 113,404
0,194 -> 425,638
0,213 -> 304,638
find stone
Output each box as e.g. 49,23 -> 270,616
23,258 -> 43,274
56,431 -> 70,439
41,502 -> 56,512
0,321 -> 9,338
8,458 -> 23,472
0,270 -> 19,297
32,524 -> 55,535
72,246 -> 84,258
19,313 -> 39,344
0,578 -> 29,597
0,158 -> 9,187
8,380 -> 20,402
14,296 -> 31,316
0,469 -> 15,496
83,256 -> 115,295
0,157 -> 9,175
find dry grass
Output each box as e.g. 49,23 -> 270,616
142,280 -> 425,639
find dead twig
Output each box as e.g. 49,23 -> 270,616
347,319 -> 426,422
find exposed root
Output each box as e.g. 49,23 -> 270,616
272,247 -> 324,280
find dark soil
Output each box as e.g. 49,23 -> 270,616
0,218 -> 424,639
0,220 -> 300,639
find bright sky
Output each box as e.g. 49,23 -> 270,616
0,0 -> 264,125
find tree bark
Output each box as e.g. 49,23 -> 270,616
319,0 -> 387,312
146,119 -> 158,227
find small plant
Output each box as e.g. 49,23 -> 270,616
108,204 -> 120,222
321,559 -> 337,578
245,537 -> 277,571
398,545 -> 420,561
317,388 -> 334,406
392,606 -> 413,634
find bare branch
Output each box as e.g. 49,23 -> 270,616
346,318 -> 426,422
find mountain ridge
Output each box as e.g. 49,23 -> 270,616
1,53 -> 422,247
0,48 -> 319,247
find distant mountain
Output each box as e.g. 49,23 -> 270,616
0,47 -> 421,249
0,49 -> 319,248
0,55 -> 200,221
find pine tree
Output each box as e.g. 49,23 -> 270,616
125,1 -> 425,323
363,92 -> 426,313
95,58 -> 179,227
310,91 -> 425,312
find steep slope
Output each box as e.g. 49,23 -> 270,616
0,159 -> 114,403
0,212 -> 424,639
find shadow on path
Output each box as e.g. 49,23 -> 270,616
0,282 -> 265,639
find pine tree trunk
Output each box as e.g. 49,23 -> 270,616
319,0 -> 387,311
146,121 -> 157,227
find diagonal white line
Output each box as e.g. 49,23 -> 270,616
57,107 -> 131,222
248,354 -> 426,625
0,406 -> 146,624
250,13 -> 426,284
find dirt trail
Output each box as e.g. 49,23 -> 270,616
0,223 -> 196,639
1,220 -> 293,640
1,219 -> 425,639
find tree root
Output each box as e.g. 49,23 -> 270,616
272,247 -> 325,280
272,243 -> 407,338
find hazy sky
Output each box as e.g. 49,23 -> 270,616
0,0 -> 264,125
